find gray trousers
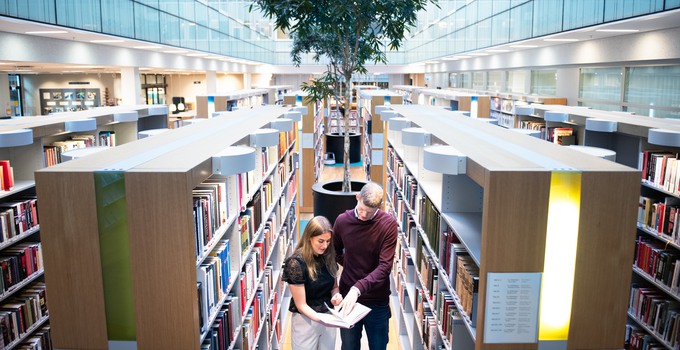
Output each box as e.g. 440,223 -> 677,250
291,312 -> 338,349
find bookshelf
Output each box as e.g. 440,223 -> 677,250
384,104 -> 640,350
254,85 -> 294,106
514,104 -> 680,349
392,85 -> 425,105
0,105 -> 164,349
417,89 -> 491,118
488,93 -> 567,129
36,105 -> 299,350
283,93 -> 321,214
357,89 -> 403,192
195,89 -> 270,118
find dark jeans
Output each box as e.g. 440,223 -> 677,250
340,303 -> 391,350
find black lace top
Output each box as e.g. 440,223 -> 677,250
282,252 -> 334,313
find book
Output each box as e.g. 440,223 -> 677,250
316,302 -> 371,329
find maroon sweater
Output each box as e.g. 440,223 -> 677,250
333,208 -> 398,306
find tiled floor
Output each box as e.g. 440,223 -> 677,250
281,164 -> 401,349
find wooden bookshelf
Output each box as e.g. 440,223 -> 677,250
357,89 -> 403,193
385,104 -> 640,350
36,105 -> 298,350
196,89 -> 270,118
417,89 -> 491,118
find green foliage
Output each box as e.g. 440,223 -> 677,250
251,0 -> 437,191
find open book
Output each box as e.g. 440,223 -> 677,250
316,302 -> 372,329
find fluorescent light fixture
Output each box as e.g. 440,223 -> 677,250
469,53 -> 488,56
510,45 -> 538,48
486,49 -> 510,53
595,29 -> 639,33
538,171 -> 581,341
163,50 -> 188,54
90,40 -> 125,43
454,55 -> 471,59
187,53 -> 208,57
424,61 -> 438,64
25,30 -> 68,34
442,57 -> 459,61
544,38 -> 579,42
133,45 -> 162,49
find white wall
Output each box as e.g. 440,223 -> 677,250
0,74 -> 10,116
22,73 -> 115,116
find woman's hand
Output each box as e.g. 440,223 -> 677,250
331,292 -> 343,306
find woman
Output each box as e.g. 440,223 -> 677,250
283,216 -> 343,349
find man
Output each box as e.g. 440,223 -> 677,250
334,182 -> 399,350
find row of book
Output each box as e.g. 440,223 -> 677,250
14,324 -> 51,350
455,255 -> 479,325
414,289 -> 443,350
198,239 -> 231,334
201,294 -> 240,350
0,243 -> 43,297
387,148 -> 420,212
276,129 -> 295,161
641,150 -> 680,193
1,196 -> 39,243
194,177 -> 230,258
638,196 -> 680,241
43,132 -> 115,167
625,323 -> 663,350
0,161 -> 14,192
0,283 -> 47,349
629,285 -> 680,348
634,236 -> 680,294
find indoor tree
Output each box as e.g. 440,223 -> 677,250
251,0 -> 436,192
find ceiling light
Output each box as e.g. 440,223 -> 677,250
595,29 -> 639,33
486,49 -> 510,53
454,55 -> 471,59
510,45 -> 538,48
187,53 -> 208,57
544,38 -> 579,42
133,45 -> 162,49
424,61 -> 438,64
25,30 -> 68,34
442,57 -> 459,61
90,40 -> 125,43
469,53 -> 488,56
163,50 -> 188,54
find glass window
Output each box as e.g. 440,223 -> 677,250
159,0 -> 179,15
563,0 -> 604,30
56,0 -> 101,32
488,71 -> 505,92
160,12 -> 181,46
509,2 -> 532,42
604,0 -> 664,21
579,67 -> 622,102
477,0 -> 493,21
667,0 -> 680,9
459,72 -> 472,89
531,70 -> 557,96
180,19 -> 197,49
472,71 -> 486,90
491,10 -> 510,46
196,25 -> 209,51
102,0 -> 134,37
477,18 -> 492,49
134,3 -> 161,42
507,70 -> 529,94
11,0 -> 56,23
625,65 -> 680,116
533,0 -> 563,36
493,0 -> 511,14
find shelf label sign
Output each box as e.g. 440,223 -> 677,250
483,272 -> 541,344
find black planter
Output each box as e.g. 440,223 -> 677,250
312,180 -> 369,225
325,132 -> 361,164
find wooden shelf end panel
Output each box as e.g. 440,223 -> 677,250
35,171 -> 109,350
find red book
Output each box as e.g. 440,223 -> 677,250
0,161 -> 12,191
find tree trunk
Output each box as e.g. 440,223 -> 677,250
342,76 -> 353,192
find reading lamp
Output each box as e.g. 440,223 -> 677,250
538,171 -> 582,346
388,117 -> 411,148
379,110 -> 397,121
284,111 -> 302,123
212,146 -> 257,175
250,128 -> 280,147
270,118 -> 293,132
544,111 -> 569,123
113,111 -> 138,123
423,145 -> 466,175
138,128 -> 170,139
0,129 -> 33,147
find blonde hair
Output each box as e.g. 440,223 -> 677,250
294,216 -> 338,280
359,182 -> 384,208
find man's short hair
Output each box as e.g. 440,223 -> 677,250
359,182 -> 383,208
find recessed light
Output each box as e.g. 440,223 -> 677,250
163,50 -> 188,54
544,38 -> 579,42
25,30 -> 68,34
90,40 -> 125,43
455,55 -> 471,59
187,53 -> 208,57
133,46 -> 162,49
424,61 -> 438,64
469,53 -> 489,56
510,45 -> 538,48
596,29 -> 639,33
486,49 -> 510,53
442,57 -> 459,61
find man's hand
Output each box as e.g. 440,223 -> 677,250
339,287 -> 360,316
331,293 -> 343,306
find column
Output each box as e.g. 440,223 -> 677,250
120,67 -> 142,105
205,70 -> 217,95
